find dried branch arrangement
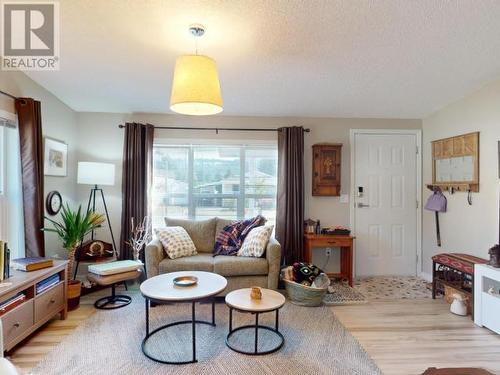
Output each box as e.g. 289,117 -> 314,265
125,216 -> 152,261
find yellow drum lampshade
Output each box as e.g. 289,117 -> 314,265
170,55 -> 223,116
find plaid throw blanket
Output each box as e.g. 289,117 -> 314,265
213,216 -> 266,256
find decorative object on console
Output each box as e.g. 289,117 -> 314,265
42,204 -> 105,310
312,143 -> 342,196
321,226 -> 351,236
170,24 -> 223,116
43,137 -> 68,177
488,244 -> 500,268
125,216 -> 151,262
304,218 -> 318,234
45,190 -> 62,216
74,161 -> 117,277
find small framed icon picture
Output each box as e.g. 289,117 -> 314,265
44,137 -> 67,177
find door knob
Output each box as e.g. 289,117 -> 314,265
357,203 -> 370,208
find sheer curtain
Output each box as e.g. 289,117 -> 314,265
0,102 -> 25,260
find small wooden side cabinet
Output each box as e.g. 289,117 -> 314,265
0,260 -> 68,352
304,234 -> 355,286
312,143 -> 342,196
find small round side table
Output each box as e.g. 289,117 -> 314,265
225,288 -> 285,355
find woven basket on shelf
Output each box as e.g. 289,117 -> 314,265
283,279 -> 327,307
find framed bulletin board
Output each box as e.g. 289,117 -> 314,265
430,132 -> 479,192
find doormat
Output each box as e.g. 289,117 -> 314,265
324,282 -> 367,305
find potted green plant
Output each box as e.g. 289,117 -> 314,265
43,204 -> 105,310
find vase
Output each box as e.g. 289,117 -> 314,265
66,246 -> 81,310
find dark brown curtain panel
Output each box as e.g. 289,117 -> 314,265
276,126 -> 305,265
120,122 -> 154,260
15,98 -> 45,257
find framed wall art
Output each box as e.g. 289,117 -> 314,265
44,137 -> 68,177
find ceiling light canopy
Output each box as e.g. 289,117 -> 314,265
170,25 -> 223,116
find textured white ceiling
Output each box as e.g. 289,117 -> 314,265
25,0 -> 500,118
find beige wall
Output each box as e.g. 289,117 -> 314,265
422,78 -> 500,276
75,112 -> 420,268
0,71 -> 78,258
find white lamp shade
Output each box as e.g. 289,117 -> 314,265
170,55 -> 223,116
77,162 -> 115,186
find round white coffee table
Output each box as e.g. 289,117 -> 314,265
225,288 -> 286,355
140,271 -> 227,364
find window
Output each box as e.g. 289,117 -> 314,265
0,125 -> 5,195
152,143 -> 278,228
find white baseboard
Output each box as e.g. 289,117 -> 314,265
419,272 -> 432,282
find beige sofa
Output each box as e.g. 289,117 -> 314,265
145,217 -> 282,295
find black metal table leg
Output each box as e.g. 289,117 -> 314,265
94,283 -> 132,310
192,302 -> 196,363
141,298 -> 216,364
275,309 -> 279,332
212,299 -> 216,325
145,298 -> 149,336
254,313 -> 259,353
226,307 -> 284,355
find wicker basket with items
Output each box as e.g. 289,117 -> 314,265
281,262 -> 330,306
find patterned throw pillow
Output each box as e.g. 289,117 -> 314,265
155,227 -> 197,259
237,225 -> 274,257
213,215 -> 266,256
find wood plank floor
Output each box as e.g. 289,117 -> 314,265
5,289 -> 500,374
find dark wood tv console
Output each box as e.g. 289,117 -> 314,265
0,260 -> 68,352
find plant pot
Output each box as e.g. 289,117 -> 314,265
67,280 -> 82,311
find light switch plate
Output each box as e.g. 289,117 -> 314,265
340,194 -> 349,203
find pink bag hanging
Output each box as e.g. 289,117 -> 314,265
425,190 -> 447,246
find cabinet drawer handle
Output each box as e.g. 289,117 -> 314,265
327,241 -> 339,245
50,299 -> 56,304
13,323 -> 20,328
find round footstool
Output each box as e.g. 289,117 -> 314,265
87,269 -> 142,310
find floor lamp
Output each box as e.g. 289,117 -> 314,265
74,162 -> 117,279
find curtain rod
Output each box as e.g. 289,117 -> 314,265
118,124 -> 310,133
0,90 -> 18,100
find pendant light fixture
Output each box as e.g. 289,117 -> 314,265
170,24 -> 223,116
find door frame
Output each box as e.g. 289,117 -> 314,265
349,129 -> 423,277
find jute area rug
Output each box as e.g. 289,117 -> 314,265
31,295 -> 381,375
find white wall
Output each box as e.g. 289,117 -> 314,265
75,112 -> 420,267
422,78 -> 500,276
0,71 -> 78,258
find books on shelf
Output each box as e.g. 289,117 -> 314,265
36,273 -> 60,294
0,240 -> 11,281
11,257 -> 53,272
0,292 -> 26,316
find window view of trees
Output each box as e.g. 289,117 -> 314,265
152,144 -> 277,228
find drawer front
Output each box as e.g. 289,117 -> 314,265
313,238 -> 351,248
35,282 -> 64,323
1,300 -> 34,345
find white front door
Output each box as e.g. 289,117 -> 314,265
353,132 -> 418,276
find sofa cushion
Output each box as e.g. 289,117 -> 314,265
159,254 -> 214,273
164,217 -> 216,253
213,255 -> 268,277
155,227 -> 197,259
238,225 -> 274,257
